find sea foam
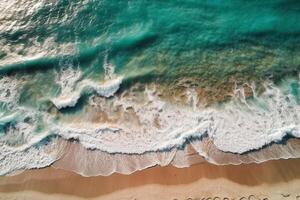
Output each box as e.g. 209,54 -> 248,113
0,76 -> 20,107
211,82 -> 300,153
1,74 -> 300,176
52,79 -> 300,155
51,58 -> 123,109
51,66 -> 82,109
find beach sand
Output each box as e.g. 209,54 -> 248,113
0,159 -> 300,200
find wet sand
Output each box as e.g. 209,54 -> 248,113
0,159 -> 300,200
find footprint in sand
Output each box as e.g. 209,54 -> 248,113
213,197 -> 221,200
281,193 -> 291,198
296,195 -> 300,200
248,195 -> 259,200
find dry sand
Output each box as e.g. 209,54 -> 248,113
0,159 -> 300,200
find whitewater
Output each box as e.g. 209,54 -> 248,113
1,62 -> 300,176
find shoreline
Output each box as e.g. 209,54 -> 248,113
1,159 -> 300,200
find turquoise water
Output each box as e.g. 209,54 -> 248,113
1,0 -> 300,84
0,0 -> 299,109
1,0 -> 300,176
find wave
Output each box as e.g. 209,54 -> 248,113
0,112 -> 60,176
52,137 -> 300,177
51,56 -> 123,109
51,80 -> 300,155
1,135 -> 300,177
51,77 -> 123,109
1,74 -> 300,176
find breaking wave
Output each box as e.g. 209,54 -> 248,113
1,72 -> 300,176
51,56 -> 123,109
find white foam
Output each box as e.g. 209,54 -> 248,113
0,108 -> 52,150
103,53 -> 116,80
51,67 -> 82,109
0,112 -> 18,126
0,138 -> 63,176
51,79 -> 300,155
2,76 -> 300,176
52,85 -> 211,154
0,108 -> 66,176
52,92 -> 81,109
84,54 -> 123,97
210,82 -> 300,153
51,59 -> 123,109
0,76 -> 20,107
81,76 -> 123,98
0,110 -> 59,176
